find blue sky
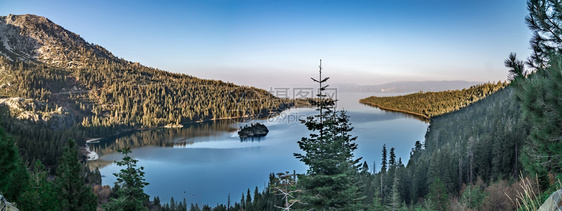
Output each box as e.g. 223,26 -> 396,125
1,0 -> 531,88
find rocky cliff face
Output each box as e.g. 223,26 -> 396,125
0,14 -> 117,68
0,14 -> 119,128
0,97 -> 74,130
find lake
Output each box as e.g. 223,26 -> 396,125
92,92 -> 429,206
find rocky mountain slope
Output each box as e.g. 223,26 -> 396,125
0,14 -> 291,166
0,14 -> 116,68
0,14 -> 290,128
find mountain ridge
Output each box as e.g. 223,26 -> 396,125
0,14 -> 288,129
0,14 -> 119,68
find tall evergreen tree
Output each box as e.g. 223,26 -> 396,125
0,127 -> 28,202
104,147 -> 150,211
294,60 -> 363,209
19,160 -> 60,211
519,54 -> 562,190
380,144 -> 388,205
170,197 -> 176,210
246,189 -> 252,211
516,0 -> 562,192
381,145 -> 387,173
154,196 -> 161,208
427,177 -> 448,211
372,186 -> 385,211
389,148 -> 396,168
389,174 -> 401,211
55,138 -> 97,211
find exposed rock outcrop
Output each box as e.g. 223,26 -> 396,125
0,14 -> 117,68
539,189 -> 562,211
0,97 -> 74,129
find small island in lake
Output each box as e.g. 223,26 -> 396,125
238,123 -> 269,138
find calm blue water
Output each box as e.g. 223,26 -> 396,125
94,92 -> 428,206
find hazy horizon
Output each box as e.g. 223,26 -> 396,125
1,0 -> 531,88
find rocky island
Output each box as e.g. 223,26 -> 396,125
238,123 -> 269,138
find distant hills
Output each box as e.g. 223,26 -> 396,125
335,80 -> 484,93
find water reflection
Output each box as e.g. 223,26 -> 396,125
91,120 -> 238,157
354,105 -> 429,123
239,136 -> 265,142
96,92 -> 430,206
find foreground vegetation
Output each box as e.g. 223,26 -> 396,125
359,81 -> 507,120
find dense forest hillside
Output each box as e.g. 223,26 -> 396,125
402,86 -> 529,205
359,81 -> 507,119
0,14 -> 292,167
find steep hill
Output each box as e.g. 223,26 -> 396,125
0,14 -> 291,166
403,85 -> 529,201
0,14 -> 116,67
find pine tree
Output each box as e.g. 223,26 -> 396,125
381,144 -> 387,173
427,177 -> 448,211
246,189 -> 252,211
518,54 -> 562,190
19,160 -> 60,211
372,186 -> 385,211
240,194 -> 245,209
505,53 -> 526,81
389,148 -> 396,169
269,171 -> 301,210
379,144 -> 388,205
525,0 -> 562,68
0,127 -> 28,202
55,138 -> 97,211
253,186 -> 261,209
104,147 -> 150,211
154,196 -> 161,207
389,174 -> 401,211
360,162 -> 374,207
294,60 -> 363,210
516,0 -> 562,191
170,197 -> 176,210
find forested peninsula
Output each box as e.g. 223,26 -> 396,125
359,81 -> 507,120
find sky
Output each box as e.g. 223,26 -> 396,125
1,0 -> 532,89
